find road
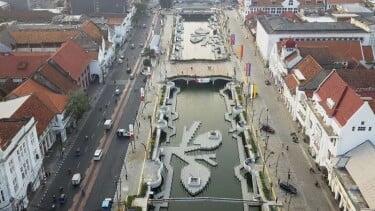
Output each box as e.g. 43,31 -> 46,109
225,9 -> 338,211
28,13 -> 155,211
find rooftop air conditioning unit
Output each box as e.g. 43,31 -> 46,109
326,98 -> 335,109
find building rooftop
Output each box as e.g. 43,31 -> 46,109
48,40 -> 92,81
0,95 -> 29,119
0,52 -> 51,78
10,29 -> 78,45
9,79 -> 68,114
315,71 -> 365,126
257,16 -> 365,34
334,141 -> 375,209
0,117 -> 31,151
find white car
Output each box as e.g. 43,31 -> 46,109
93,149 -> 103,161
115,88 -> 120,95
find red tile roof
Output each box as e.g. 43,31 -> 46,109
0,117 -> 31,151
284,74 -> 299,94
49,40 -> 92,81
81,20 -> 103,45
362,46 -> 374,63
11,95 -> 55,136
35,63 -> 78,95
336,69 -> 375,99
295,55 -> 322,82
297,41 -> 364,63
326,0 -> 361,4
316,71 -> 364,126
9,79 -> 68,113
0,52 -> 50,78
10,29 -> 78,45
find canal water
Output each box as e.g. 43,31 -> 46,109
163,83 -> 259,211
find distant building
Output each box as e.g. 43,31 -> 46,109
256,16 -> 370,61
0,0 -> 9,9
4,0 -> 32,10
70,0 -> 127,15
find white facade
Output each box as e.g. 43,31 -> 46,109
0,118 -> 43,210
256,20 -> 370,61
243,0 -> 300,17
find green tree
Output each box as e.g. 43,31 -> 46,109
67,89 -> 89,120
143,58 -> 151,67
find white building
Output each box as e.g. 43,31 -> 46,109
0,115 -> 43,210
256,16 -> 370,61
329,141 -> 375,211
242,0 -> 324,18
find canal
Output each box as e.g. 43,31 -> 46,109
161,82 -> 259,211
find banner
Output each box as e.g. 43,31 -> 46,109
230,34 -> 236,45
240,44 -> 244,60
245,63 -> 251,76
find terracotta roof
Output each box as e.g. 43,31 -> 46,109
316,71 -> 364,126
0,117 -> 31,151
0,52 -> 50,78
284,74 -> 299,94
336,69 -> 375,99
362,46 -> 374,63
10,29 -> 78,45
35,63 -> 78,95
81,20 -> 103,45
87,51 -> 98,60
250,0 -> 323,7
9,79 -> 68,113
326,0 -> 361,4
49,40 -> 92,81
297,40 -> 363,62
11,94 -> 55,136
295,55 -> 322,82
106,17 -> 124,26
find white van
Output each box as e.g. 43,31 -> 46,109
104,120 -> 112,130
93,149 -> 103,161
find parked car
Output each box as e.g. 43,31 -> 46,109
130,43 -> 135,49
260,124 -> 275,134
126,67 -> 131,73
116,128 -> 131,138
101,198 -> 113,210
115,88 -> 121,96
59,194 -> 66,204
265,79 -> 271,86
279,182 -> 297,195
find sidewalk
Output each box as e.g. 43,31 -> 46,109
225,10 -> 337,211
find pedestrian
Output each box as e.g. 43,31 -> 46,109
278,178 -> 280,184
125,173 -> 128,180
286,145 -> 289,151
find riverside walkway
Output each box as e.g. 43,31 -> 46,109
149,197 -> 264,205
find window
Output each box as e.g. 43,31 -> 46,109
20,166 -> 25,179
358,126 -> 366,131
328,150 -> 332,160
352,127 -> 355,131
369,127 -> 372,131
288,0 -> 293,5
361,121 -> 365,125
26,159 -> 30,171
0,190 -> 5,202
8,159 -> 15,174
13,178 -> 18,192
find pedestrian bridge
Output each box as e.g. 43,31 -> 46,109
148,197 -> 264,206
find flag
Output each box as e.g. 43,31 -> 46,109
230,34 -> 235,45
240,45 -> 244,60
245,63 -> 251,76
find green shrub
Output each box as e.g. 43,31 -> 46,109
259,171 -> 271,200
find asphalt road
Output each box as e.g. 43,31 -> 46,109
30,14 -> 154,211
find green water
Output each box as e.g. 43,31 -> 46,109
164,83 -> 259,211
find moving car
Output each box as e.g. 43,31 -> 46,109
130,43 -> 135,49
71,173 -> 81,186
93,149 -> 103,161
126,67 -> 131,73
116,128 -> 131,138
279,182 -> 297,195
260,124 -> 275,134
115,88 -> 121,96
104,120 -> 112,130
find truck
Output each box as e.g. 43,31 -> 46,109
104,120 -> 112,130
71,173 -> 81,186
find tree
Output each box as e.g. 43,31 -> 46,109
67,89 -> 89,120
143,58 -> 151,67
